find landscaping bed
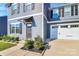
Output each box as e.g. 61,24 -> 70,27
21,36 -> 45,53
21,46 -> 45,53
0,41 -> 16,51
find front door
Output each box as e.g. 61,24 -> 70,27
26,24 -> 32,39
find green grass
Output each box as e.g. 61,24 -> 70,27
0,42 -> 16,51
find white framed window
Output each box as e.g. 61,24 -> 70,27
61,25 -> 68,28
11,3 -> 17,15
23,3 -> 35,12
71,4 -> 78,16
70,25 -> 79,28
64,6 -> 70,16
10,23 -> 22,34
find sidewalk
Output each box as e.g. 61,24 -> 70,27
0,41 -> 41,56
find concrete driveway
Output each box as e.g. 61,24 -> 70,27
44,40 -> 79,56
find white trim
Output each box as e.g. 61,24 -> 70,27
10,22 -> 20,24
47,19 -> 79,24
42,3 -> 44,40
8,12 -> 42,20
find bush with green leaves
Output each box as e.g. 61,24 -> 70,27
0,35 -> 3,40
33,36 -> 44,50
24,40 -> 34,49
2,35 -> 19,43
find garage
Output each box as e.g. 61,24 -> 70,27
58,24 -> 79,40
50,24 -> 79,40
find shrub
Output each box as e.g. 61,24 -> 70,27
2,35 -> 19,43
33,36 -> 44,50
0,35 -> 3,40
3,35 -> 10,41
24,40 -> 34,49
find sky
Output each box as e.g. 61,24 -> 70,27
0,3 -> 66,17
0,3 -> 7,16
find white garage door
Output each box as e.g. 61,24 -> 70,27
58,25 -> 79,40
50,26 -> 58,39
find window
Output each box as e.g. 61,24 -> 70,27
61,7 -> 64,17
50,10 -> 53,19
10,23 -> 22,34
31,3 -> 35,10
61,25 -> 68,28
11,3 -> 17,15
52,26 -> 58,28
23,3 -> 33,12
23,3 -> 26,12
51,8 -> 60,20
17,3 -> 20,14
75,5 -> 78,15
26,4 -> 32,11
70,25 -> 79,28
71,5 -> 74,16
59,8 -> 61,17
64,6 -> 70,16
71,4 -> 78,16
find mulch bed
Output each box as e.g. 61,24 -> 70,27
21,47 -> 45,53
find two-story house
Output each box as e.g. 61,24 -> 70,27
7,3 -> 79,41
7,3 -> 50,41
48,3 -> 79,40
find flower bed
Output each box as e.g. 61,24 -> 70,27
21,36 -> 45,53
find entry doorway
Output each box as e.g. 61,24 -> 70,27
26,23 -> 32,39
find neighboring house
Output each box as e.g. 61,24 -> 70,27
48,3 -> 79,40
0,16 -> 7,35
7,3 -> 50,41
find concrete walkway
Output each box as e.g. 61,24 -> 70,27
0,41 -> 41,56
44,40 -> 79,56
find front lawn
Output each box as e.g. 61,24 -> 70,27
0,42 -> 16,51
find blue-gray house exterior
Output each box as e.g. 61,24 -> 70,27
7,3 -> 79,41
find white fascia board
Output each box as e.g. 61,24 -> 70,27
47,19 -> 79,24
10,22 -> 20,24
8,12 -> 43,21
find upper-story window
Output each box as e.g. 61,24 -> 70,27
71,4 -> 78,16
59,7 -> 64,17
17,3 -> 20,14
23,3 -> 26,12
61,7 -> 64,17
64,6 -> 70,17
50,8 -> 60,21
23,3 -> 35,12
31,3 -> 35,10
71,5 -> 74,16
75,5 -> 78,15
11,3 -> 17,15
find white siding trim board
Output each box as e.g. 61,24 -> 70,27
8,12 -> 42,20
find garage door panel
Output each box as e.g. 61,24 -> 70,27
58,28 -> 79,40
50,28 -> 58,39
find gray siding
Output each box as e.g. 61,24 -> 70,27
7,3 -> 45,40
8,3 -> 42,19
32,15 -> 43,40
